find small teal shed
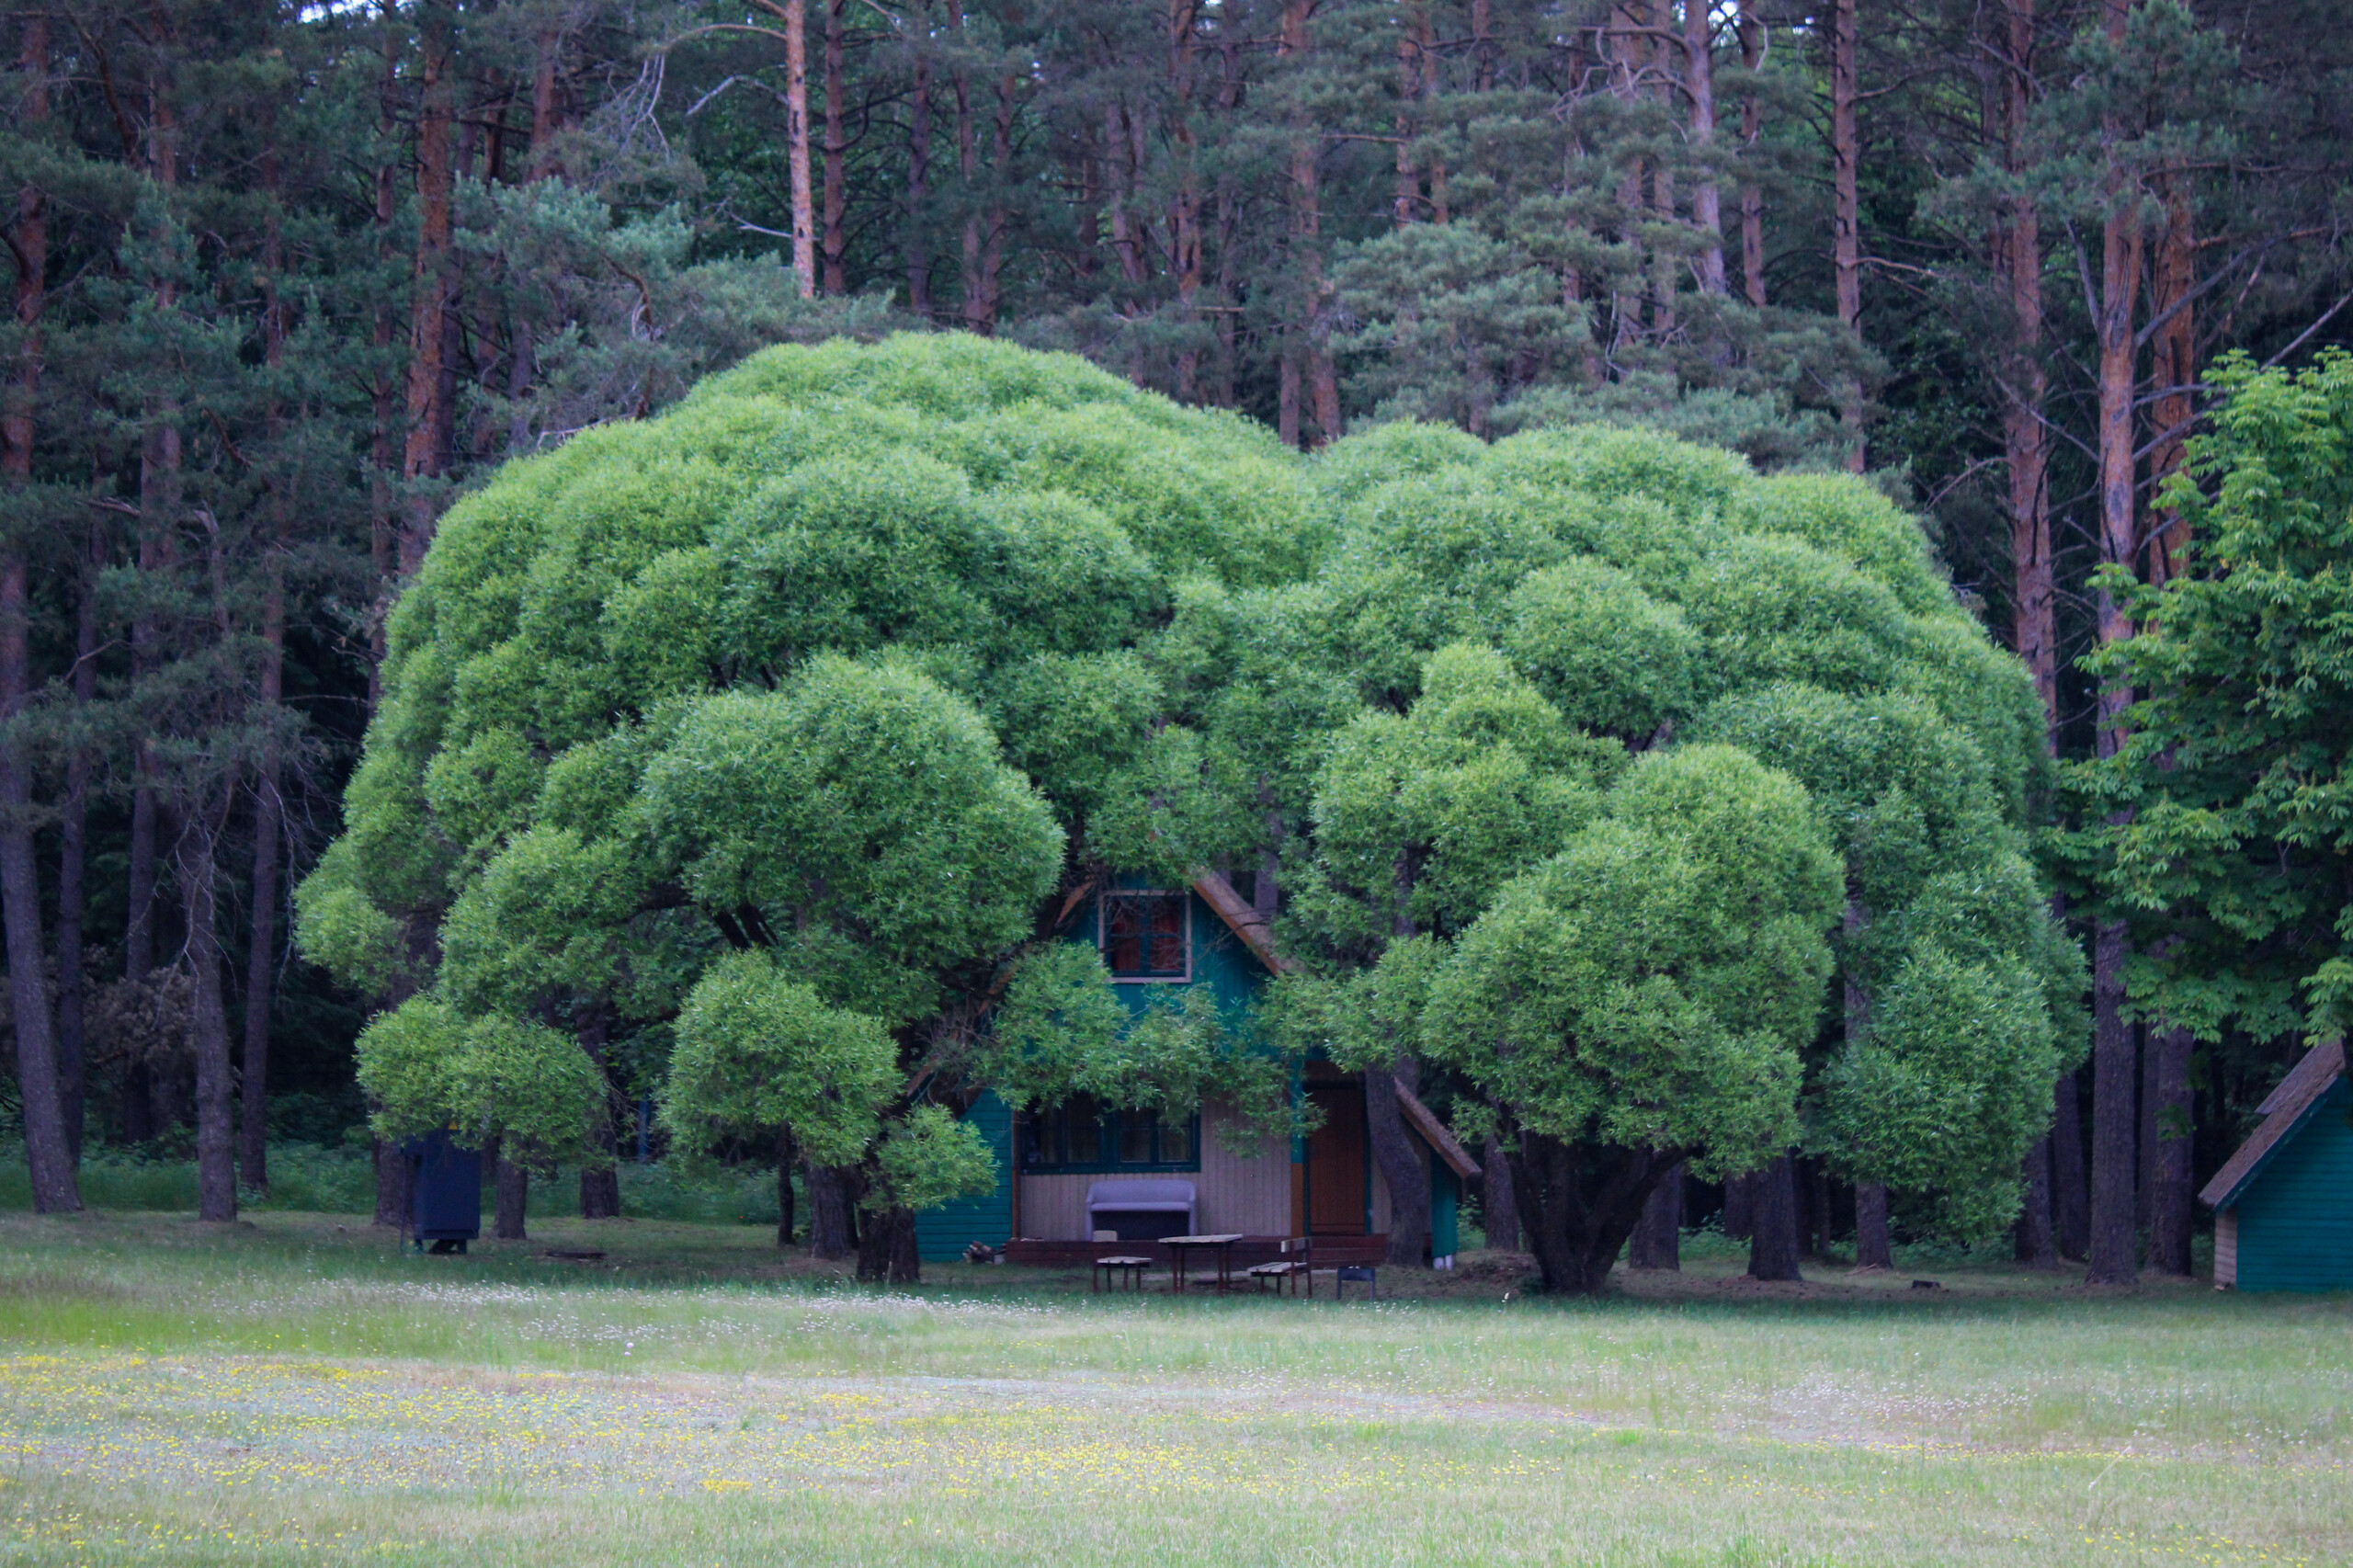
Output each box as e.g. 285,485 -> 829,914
2200,1039 -> 2351,1292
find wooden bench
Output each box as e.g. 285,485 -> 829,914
1245,1237 -> 1315,1297
1091,1255 -> 1154,1293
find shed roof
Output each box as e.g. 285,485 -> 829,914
2199,1038 -> 2346,1212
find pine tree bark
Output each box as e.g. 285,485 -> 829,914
822,0 -> 847,294
2053,1065 -> 2089,1260
2084,0 -> 2143,1292
784,0 -> 815,297
1686,0 -> 1724,298
2086,921 -> 2138,1283
2147,1024 -> 2193,1276
1,12 -> 74,1214
2015,1134 -> 2058,1267
55,514 -> 98,1163
1829,0 -> 1864,471
905,30 -> 932,317
178,807 -> 236,1222
1746,1155 -> 1803,1281
242,128 -> 291,1195
1737,0 -> 1767,307
400,3 -> 458,578
1279,0 -> 1333,449
1997,0 -> 2056,747
1629,1160 -> 1682,1270
2145,175 -> 2195,584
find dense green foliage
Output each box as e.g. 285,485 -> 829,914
2087,353 -> 2353,1043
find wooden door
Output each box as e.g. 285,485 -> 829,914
1305,1083 -> 1369,1234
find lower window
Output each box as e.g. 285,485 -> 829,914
1020,1096 -> 1199,1172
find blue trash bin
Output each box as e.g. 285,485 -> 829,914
404,1131 -> 483,1254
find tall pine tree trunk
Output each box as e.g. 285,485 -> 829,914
2084,0 -> 2143,1291
1746,1155 -> 1803,1281
400,3 -> 458,578
1998,0 -> 2056,748
178,804 -> 236,1222
2146,1025 -> 2193,1275
2086,923 -> 2138,1283
2053,1066 -> 2089,1260
905,36 -> 932,317
1686,0 -> 1724,299
2015,1134 -> 2058,1268
1737,0 -> 1767,307
822,0 -> 847,294
1829,0 -> 1864,471
54,514 -> 99,1163
785,0 -> 815,296
1,11 -> 74,1214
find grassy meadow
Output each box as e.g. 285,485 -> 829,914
0,1209 -> 2344,1567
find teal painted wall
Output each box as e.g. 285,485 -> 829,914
914,1090 -> 1013,1262
2234,1077 -> 2353,1293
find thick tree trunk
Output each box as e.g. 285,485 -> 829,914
1363,1066 -> 1430,1267
2014,1135 -> 2058,1268
2052,1067 -> 2089,1260
495,1148 -> 529,1240
1510,1132 -> 1681,1295
1,13 -> 74,1214
179,816 -> 236,1222
807,1161 -> 858,1257
1747,1155 -> 1803,1280
1629,1160 -> 1681,1270
2086,921 -> 2138,1284
1829,0 -> 1864,471
1853,1180 -> 1893,1268
822,0 -> 847,294
857,1202 -> 919,1284
1481,1131 -> 1520,1250
1733,0 -> 1767,307
2146,1024 -> 2193,1276
1722,1169 -> 1754,1240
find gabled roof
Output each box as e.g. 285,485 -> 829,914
1189,870 -> 1295,975
2200,1038 -> 2347,1211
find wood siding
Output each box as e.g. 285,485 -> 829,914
2234,1077 -> 2353,1292
2213,1210 -> 2236,1290
1015,1100 -> 1290,1239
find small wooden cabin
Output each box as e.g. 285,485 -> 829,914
2200,1039 -> 2352,1292
914,871 -> 1479,1266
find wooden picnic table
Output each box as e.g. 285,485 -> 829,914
1162,1233 -> 1245,1294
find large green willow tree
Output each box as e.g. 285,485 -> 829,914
1261,420 -> 2078,1289
297,335 -> 1317,1279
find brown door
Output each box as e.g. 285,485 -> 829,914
1305,1083 -> 1369,1234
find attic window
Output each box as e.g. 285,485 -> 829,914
1101,892 -> 1188,982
